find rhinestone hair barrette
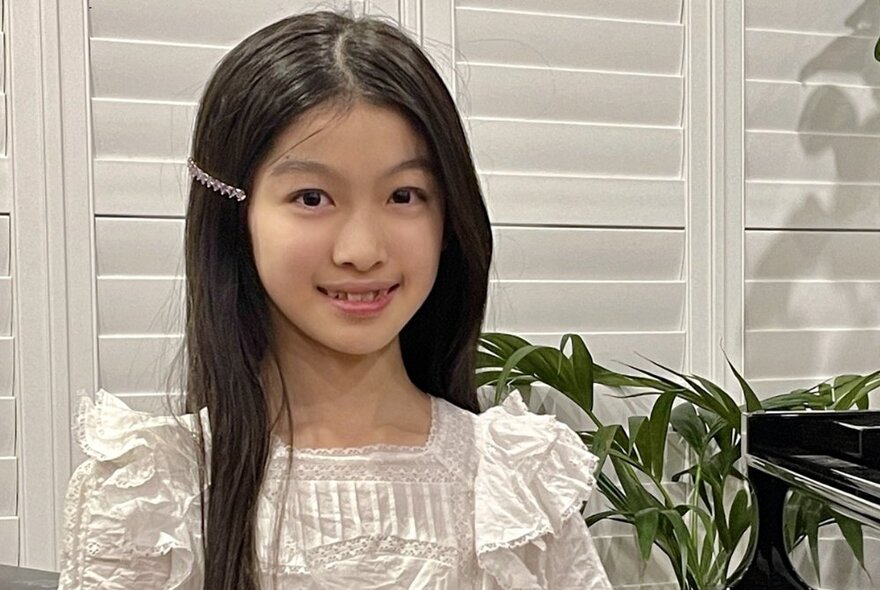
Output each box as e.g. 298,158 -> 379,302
186,157 -> 247,202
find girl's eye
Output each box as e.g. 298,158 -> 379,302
391,188 -> 423,204
293,190 -> 330,208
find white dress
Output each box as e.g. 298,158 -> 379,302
57,388 -> 613,589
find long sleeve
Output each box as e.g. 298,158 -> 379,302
57,390 -> 208,590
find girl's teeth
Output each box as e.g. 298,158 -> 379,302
328,289 -> 388,302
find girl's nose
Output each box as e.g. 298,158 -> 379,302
331,210 -> 389,271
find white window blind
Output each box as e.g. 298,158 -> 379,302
0,0 -> 17,566
1,0 -> 875,579
457,2 -> 688,377
744,0 -> 880,398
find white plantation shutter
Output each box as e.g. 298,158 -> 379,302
744,5 -> 880,582
1,0 -> 876,581
744,0 -> 880,399
0,0 -> 15,566
456,2 -> 688,375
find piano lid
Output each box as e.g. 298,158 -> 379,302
744,410 -> 880,512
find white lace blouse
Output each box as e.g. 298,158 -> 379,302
58,388 -> 613,589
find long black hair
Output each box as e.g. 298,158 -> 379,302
176,10 -> 492,588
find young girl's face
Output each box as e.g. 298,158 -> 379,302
247,100 -> 445,359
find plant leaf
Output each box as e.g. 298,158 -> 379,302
660,508 -> 692,583
834,512 -> 866,573
634,507 -> 660,561
728,488 -> 752,550
562,333 -> 595,412
670,402 -> 707,455
648,391 -> 676,480
475,350 -> 502,368
493,344 -> 544,405
586,425 -> 619,476
633,417 -> 654,469
833,370 -> 880,410
724,350 -> 762,412
584,509 -> 626,528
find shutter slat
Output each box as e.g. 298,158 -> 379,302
91,39 -> 222,102
0,398 -> 12,455
457,0 -> 683,23
0,278 -> 10,337
0,161 -> 10,213
486,281 -> 684,332
0,217 -> 9,275
0,339 -> 12,396
0,458 -> 15,515
746,329 -> 880,379
463,64 -> 683,126
746,0 -> 873,36
98,335 -> 181,393
97,278 -> 183,335
472,120 -> 682,177
746,231 -> 880,280
93,160 -> 187,217
492,228 -> 684,280
747,280 -> 880,329
483,174 -> 684,227
746,181 -> 880,230
95,218 -> 184,276
457,8 -> 684,75
746,29 -> 880,86
747,80 -> 880,134
92,99 -> 194,160
0,518 -> 17,564
89,0 -> 350,45
746,130 -> 880,184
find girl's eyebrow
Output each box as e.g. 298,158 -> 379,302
269,156 -> 434,179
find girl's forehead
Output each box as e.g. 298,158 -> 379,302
266,101 -> 428,167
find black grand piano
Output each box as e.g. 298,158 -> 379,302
735,410 -> 880,589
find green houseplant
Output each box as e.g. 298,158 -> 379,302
477,331 -> 880,589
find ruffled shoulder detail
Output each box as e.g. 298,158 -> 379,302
73,388 -> 210,465
473,390 -> 600,590
58,389 -> 210,589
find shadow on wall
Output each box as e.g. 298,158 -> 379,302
748,2 -> 880,589
746,0 -> 880,395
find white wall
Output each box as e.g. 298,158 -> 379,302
0,0 -> 877,588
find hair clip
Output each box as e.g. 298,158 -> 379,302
186,157 -> 247,202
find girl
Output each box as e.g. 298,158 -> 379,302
58,10 -> 612,590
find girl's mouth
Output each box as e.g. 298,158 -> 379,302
317,285 -> 399,316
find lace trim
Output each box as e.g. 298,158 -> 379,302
271,395 -> 441,457
447,410 -> 479,579
316,535 -> 459,569
84,538 -> 178,559
261,534 -> 460,576
264,459 -> 462,489
58,459 -> 96,589
476,497 -> 588,555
